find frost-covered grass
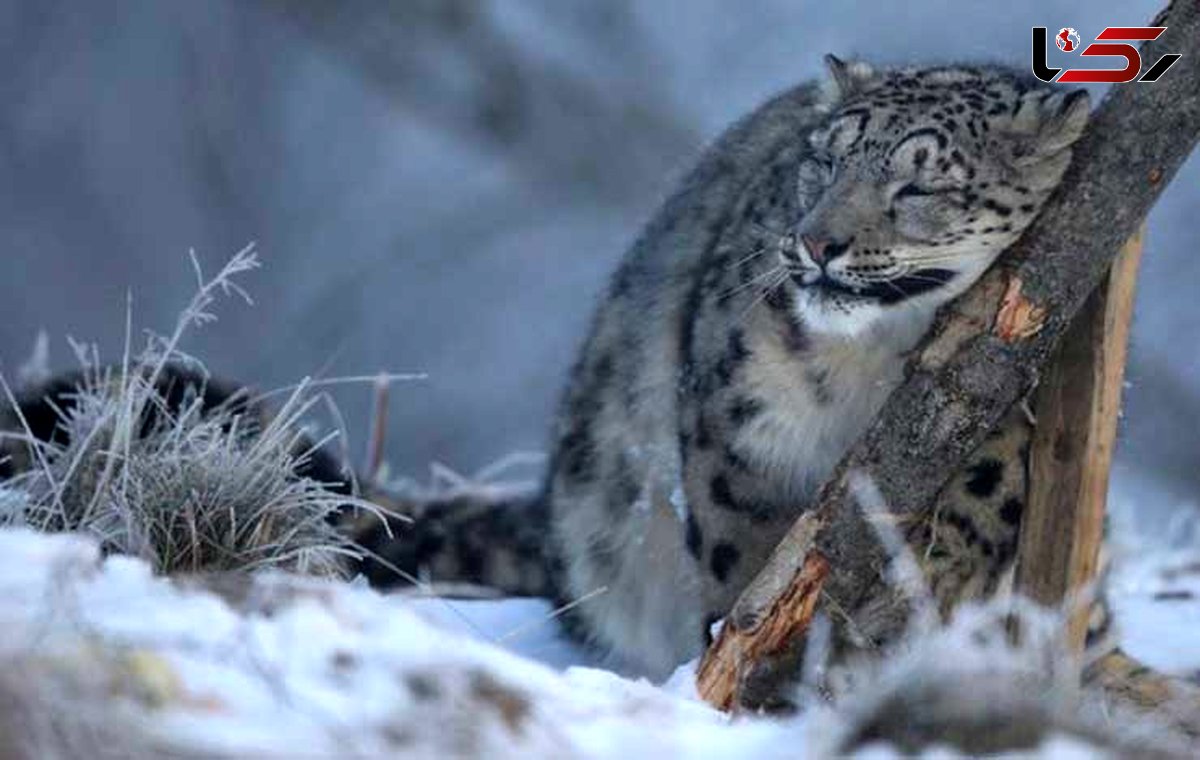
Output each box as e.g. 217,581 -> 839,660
3,369 -> 359,577
0,246 -> 384,577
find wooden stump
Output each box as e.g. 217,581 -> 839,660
1013,229 -> 1145,651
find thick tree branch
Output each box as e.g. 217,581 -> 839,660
817,0 -> 1199,629
700,0 -> 1199,708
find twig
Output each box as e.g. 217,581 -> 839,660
365,372 -> 391,485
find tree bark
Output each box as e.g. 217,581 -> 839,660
698,0 -> 1200,709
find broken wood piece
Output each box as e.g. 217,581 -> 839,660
697,514 -> 829,711
1014,228 -> 1145,652
994,275 -> 1048,343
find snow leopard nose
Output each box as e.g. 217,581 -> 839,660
800,236 -> 850,267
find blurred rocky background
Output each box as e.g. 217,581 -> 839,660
1,0 -> 1195,533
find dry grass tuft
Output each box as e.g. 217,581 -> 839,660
0,245 -> 386,577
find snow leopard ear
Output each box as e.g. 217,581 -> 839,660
1007,89 -> 1091,165
824,54 -> 874,99
1035,89 -> 1090,154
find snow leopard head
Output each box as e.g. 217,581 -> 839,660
781,56 -> 1089,336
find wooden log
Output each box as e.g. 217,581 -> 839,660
1014,229 -> 1145,652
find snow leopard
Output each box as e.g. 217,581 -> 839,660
354,56 -> 1200,722
2,56 -> 1190,727
361,56 -> 1102,674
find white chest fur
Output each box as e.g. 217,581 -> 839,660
736,304 -> 937,503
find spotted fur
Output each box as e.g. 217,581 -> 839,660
0,364 -> 353,495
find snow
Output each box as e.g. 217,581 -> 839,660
1109,547 -> 1200,678
407,595 -> 601,672
0,528 -> 749,757
1,526 -> 1197,757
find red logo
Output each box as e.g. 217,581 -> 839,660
1056,28 -> 1080,52
1032,26 -> 1181,84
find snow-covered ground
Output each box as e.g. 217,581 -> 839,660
0,528 -> 774,758
1,522 -> 1198,758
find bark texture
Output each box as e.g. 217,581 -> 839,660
696,515 -> 829,711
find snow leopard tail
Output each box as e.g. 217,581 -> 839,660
1084,646 -> 1200,739
2,364 -> 559,599
0,363 -> 351,490
349,484 -> 558,599
1081,595 -> 1200,739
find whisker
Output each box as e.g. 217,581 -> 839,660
747,219 -> 791,239
882,279 -> 910,299
894,272 -> 957,285
739,270 -> 790,323
716,265 -> 785,300
894,254 -> 971,266
724,245 -> 771,272
846,270 -> 957,287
